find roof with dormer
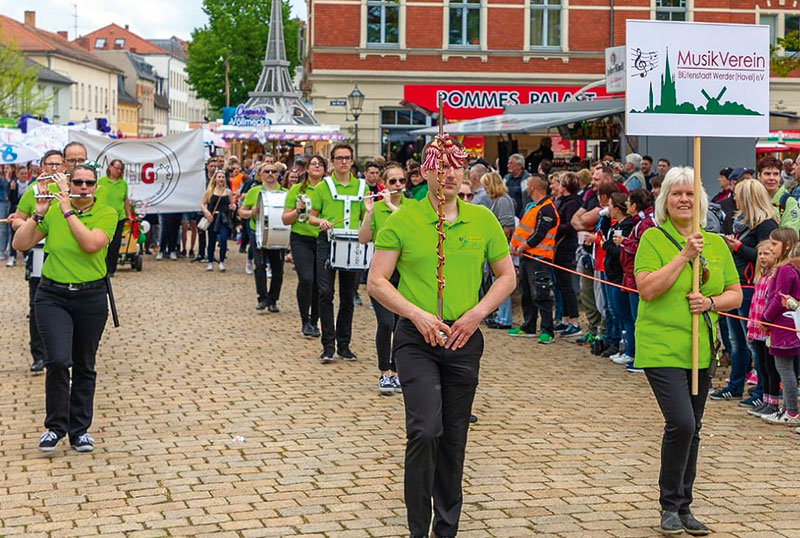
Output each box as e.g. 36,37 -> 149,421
74,23 -> 168,55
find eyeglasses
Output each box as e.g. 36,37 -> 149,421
42,162 -> 63,168
458,192 -> 474,201
262,170 -> 278,174
332,156 -> 352,162
110,165 -> 123,171
65,158 -> 85,165
309,161 -> 323,167
71,179 -> 97,187
387,179 -> 407,186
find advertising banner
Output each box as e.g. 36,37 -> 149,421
625,20 -> 770,137
605,45 -> 626,94
70,130 -> 206,214
403,84 -> 612,120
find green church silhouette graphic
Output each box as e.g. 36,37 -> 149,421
630,49 -> 762,116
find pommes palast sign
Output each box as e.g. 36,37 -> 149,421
625,20 -> 770,137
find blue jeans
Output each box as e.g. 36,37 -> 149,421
600,273 -> 620,343
0,199 -> 9,254
724,287 -> 755,397
496,296 -> 512,326
610,286 -> 637,357
207,223 -> 230,262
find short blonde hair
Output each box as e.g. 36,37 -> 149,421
481,172 -> 508,199
734,179 -> 776,230
654,166 -> 708,228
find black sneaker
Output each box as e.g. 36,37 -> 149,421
267,302 -> 279,313
748,403 -> 776,417
30,359 -> 44,373
302,322 -> 314,337
553,322 -> 569,333
71,433 -> 94,453
310,325 -> 321,338
256,300 -> 268,311
601,344 -> 619,358
660,510 -> 683,535
336,347 -> 358,361
353,293 -> 363,306
710,388 -> 741,400
38,430 -> 61,452
319,349 -> 335,364
679,512 -> 711,536
738,395 -> 762,408
469,414 -> 478,423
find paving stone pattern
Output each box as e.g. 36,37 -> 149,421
1,250 -> 799,537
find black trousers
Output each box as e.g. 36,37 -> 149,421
644,367 -> 711,514
371,296 -> 398,372
28,276 -> 45,364
394,318 -> 483,537
254,246 -> 285,304
753,340 -> 780,397
105,219 -> 125,275
290,233 -> 318,325
316,235 -> 360,351
35,284 -> 108,441
519,256 -> 554,336
159,213 -> 182,254
554,258 -> 579,319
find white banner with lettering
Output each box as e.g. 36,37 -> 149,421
625,20 -> 770,137
70,130 -> 206,214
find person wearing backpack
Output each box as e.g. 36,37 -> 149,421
758,156 -> 800,231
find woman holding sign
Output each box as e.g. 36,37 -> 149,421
633,167 -> 741,535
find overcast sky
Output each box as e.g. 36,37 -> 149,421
0,0 -> 307,41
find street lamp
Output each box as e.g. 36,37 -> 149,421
347,83 -> 365,162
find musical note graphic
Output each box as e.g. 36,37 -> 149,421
631,48 -> 659,78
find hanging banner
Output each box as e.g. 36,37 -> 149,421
70,130 -> 206,214
605,45 -> 626,94
625,20 -> 770,137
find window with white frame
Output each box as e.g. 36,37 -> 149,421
449,0 -> 481,47
655,0 -> 686,21
759,13 -> 800,52
367,0 -> 399,46
95,38 -> 106,49
531,0 -> 561,49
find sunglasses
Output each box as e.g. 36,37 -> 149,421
387,178 -> 406,186
458,192 -> 474,200
262,170 -> 278,175
71,179 -> 97,187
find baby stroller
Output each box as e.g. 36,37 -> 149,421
117,200 -> 148,272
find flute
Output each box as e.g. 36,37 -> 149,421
35,173 -> 71,182
34,193 -> 94,199
362,189 -> 401,200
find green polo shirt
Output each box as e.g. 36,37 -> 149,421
16,182 -> 60,216
772,186 -> 800,231
310,173 -> 365,231
370,196 -> 410,239
410,182 -> 429,201
634,218 -> 738,370
36,203 -> 118,283
284,182 -> 320,238
375,195 -> 509,321
243,184 -> 286,231
95,176 -> 128,221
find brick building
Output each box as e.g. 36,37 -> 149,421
303,0 -> 800,162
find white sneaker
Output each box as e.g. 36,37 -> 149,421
169,251 -> 177,260
609,351 -> 624,361
245,260 -> 253,275
5,257 -> 15,267
612,354 -> 634,365
218,262 -> 226,272
156,252 -> 164,260
206,262 -> 214,271
267,267 -> 272,278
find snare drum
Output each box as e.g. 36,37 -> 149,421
30,241 -> 45,279
327,229 -> 374,271
255,190 -> 290,250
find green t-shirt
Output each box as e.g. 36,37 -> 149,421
16,183 -> 59,216
310,173 -> 366,231
370,196 -> 410,239
242,184 -> 286,231
36,203 -> 118,283
375,195 -> 509,320
284,182 -> 320,238
410,182 -> 429,201
95,176 -> 128,221
633,218 -> 739,370
772,186 -> 800,231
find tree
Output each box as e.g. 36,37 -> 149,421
186,0 -> 300,115
0,41 -> 53,118
771,32 -> 800,77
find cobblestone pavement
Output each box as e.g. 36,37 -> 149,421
1,249 -> 799,538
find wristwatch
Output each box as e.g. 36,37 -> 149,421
33,213 -> 45,224
708,296 -> 716,312
63,210 -> 76,219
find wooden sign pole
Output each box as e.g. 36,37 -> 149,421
691,136 -> 701,395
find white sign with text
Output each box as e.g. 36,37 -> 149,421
625,20 -> 770,137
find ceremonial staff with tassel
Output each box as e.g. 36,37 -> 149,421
367,99 -> 516,538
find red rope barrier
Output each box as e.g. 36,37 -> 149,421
518,251 -> 800,334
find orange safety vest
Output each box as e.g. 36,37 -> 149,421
510,197 -> 560,260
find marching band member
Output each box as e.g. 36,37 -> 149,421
13,164 -> 117,453
7,149 -> 65,374
308,144 -> 366,363
282,154 -> 326,336
367,137 -> 515,538
239,163 -> 287,311
95,159 -> 131,277
358,163 -> 408,394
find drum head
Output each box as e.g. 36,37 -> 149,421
255,191 -> 267,249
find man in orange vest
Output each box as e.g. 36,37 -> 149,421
508,174 -> 560,344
